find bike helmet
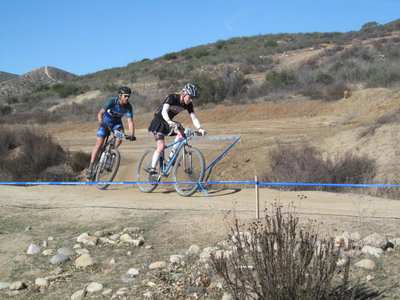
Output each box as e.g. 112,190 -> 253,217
182,83 -> 198,98
118,86 -> 131,95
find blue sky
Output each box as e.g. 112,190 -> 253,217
1,0 -> 399,76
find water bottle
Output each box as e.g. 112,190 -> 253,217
99,152 -> 106,165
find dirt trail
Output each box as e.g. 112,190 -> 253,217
2,87 -> 400,285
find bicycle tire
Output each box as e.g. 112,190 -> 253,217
173,147 -> 205,196
95,148 -> 120,190
136,147 -> 160,193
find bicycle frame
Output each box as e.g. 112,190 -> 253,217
159,137 -> 189,177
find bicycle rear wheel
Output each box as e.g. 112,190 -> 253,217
137,147 -> 160,193
173,147 -> 205,196
95,148 -> 120,190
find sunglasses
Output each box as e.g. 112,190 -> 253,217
121,94 -> 130,98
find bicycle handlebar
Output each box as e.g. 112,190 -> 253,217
168,122 -> 203,138
100,123 -> 135,141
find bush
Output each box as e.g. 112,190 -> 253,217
268,145 -> 376,192
51,83 -> 84,98
210,206 -> 351,299
263,70 -> 298,92
324,82 -> 349,101
0,127 -> 79,181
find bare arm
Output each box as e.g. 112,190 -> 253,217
97,108 -> 106,123
127,117 -> 135,136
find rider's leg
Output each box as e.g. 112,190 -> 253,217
86,137 -> 104,178
151,139 -> 165,170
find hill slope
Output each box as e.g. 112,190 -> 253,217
0,66 -> 77,100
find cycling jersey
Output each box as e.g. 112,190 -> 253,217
154,94 -> 194,119
103,97 -> 133,122
148,94 -> 194,137
97,97 -> 133,138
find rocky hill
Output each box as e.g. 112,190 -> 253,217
0,71 -> 18,83
0,66 -> 78,100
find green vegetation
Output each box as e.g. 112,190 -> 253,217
1,19 -> 399,125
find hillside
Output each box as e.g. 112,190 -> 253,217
0,71 -> 18,82
0,66 -> 77,100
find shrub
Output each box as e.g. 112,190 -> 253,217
51,83 -> 84,98
0,105 -> 12,115
268,145 -> 376,192
269,145 -> 332,190
210,206 -> 351,299
263,70 -> 298,92
0,127 -> 76,181
163,52 -> 178,60
324,82 -> 349,101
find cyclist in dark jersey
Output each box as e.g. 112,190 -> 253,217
86,86 -> 136,179
147,83 -> 206,174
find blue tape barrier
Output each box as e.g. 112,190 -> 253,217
1,181 -> 400,188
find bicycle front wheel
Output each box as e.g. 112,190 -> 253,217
173,147 -> 205,196
136,147 -> 160,193
95,148 -> 120,190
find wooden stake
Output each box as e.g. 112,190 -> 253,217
255,176 -> 260,219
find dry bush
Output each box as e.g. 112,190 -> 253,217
268,145 -> 377,192
0,127 -> 82,181
210,206 -> 353,299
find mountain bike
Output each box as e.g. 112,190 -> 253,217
136,125 -> 205,197
88,127 -> 135,190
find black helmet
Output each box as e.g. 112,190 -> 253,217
182,83 -> 198,98
118,86 -> 131,95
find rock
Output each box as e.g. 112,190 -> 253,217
42,249 -> 54,256
350,232 -> 362,242
362,245 -> 384,257
170,254 -> 184,264
119,233 -> 133,242
109,234 -> 120,240
70,289 -> 86,300
355,259 -> 376,270
94,229 -> 111,237
50,267 -> 63,275
9,281 -> 26,290
149,261 -> 167,270
186,245 -> 200,256
50,254 -> 69,264
0,282 -> 10,290
57,247 -> 76,256
125,238 -> 144,246
76,233 -> 98,246
123,227 -> 141,234
362,233 -> 388,249
75,254 -> 94,268
121,277 -> 137,283
127,268 -> 139,276
86,282 -> 103,293
102,288 -> 113,295
75,248 -> 89,255
35,278 -> 49,287
27,244 -> 41,255
222,292 -> 233,300
116,288 -> 128,296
